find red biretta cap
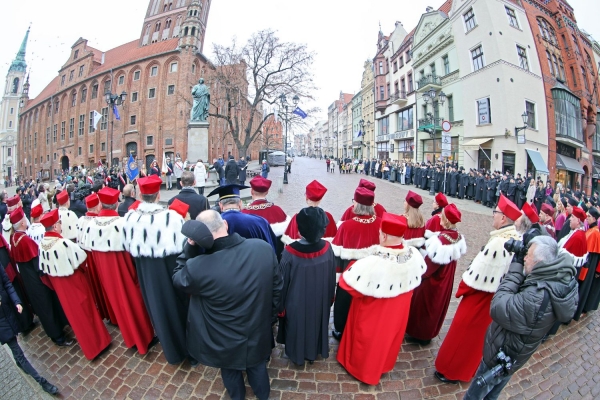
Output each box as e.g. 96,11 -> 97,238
443,204 -> 462,224
380,212 -> 407,237
249,176 -> 272,193
305,180 -> 327,202
85,193 -> 100,209
498,195 -> 521,221
406,190 -> 423,209
358,179 -> 376,192
56,190 -> 69,206
9,208 -> 25,225
97,187 -> 120,205
40,209 -> 59,228
522,201 -> 539,223
138,175 -> 163,195
435,192 -> 448,208
354,187 -> 375,206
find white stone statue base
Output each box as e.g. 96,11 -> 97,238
187,120 -> 209,164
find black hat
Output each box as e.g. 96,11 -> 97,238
207,184 -> 250,200
566,196 -> 578,207
545,196 -> 556,208
581,203 -> 589,213
181,220 -> 214,249
296,207 -> 329,243
589,207 -> 600,220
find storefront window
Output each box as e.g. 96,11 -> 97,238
398,139 -> 414,161
422,137 -> 458,163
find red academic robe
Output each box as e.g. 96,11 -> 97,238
282,210 -> 337,244
542,219 -> 556,239
559,229 -> 588,270
87,210 -> 155,354
242,199 -> 290,237
336,244 -> 424,385
406,229 -> 464,341
425,213 -> 442,233
41,232 -> 111,360
435,280 -> 493,381
404,226 -> 426,241
331,215 -> 381,272
339,202 -> 386,221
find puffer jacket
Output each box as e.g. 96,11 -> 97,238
483,251 -> 578,371
0,267 -> 22,344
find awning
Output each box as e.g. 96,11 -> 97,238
462,138 -> 493,150
525,149 -> 549,174
593,164 -> 600,178
555,154 -> 584,174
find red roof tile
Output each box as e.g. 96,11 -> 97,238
24,76 -> 59,111
438,0 -> 453,14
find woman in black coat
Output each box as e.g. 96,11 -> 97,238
534,181 -> 545,214
0,268 -> 58,395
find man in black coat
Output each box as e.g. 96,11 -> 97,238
224,155 -> 240,185
118,184 -> 138,217
167,171 -> 209,220
211,159 -> 225,186
507,177 -> 517,204
516,174 -> 526,209
237,157 -> 248,186
0,193 -> 7,222
173,211 -> 282,400
458,168 -> 468,199
449,168 -> 459,197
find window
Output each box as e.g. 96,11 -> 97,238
582,66 -> 590,90
166,138 -> 173,146
61,75 -> 66,86
74,50 -> 79,59
91,84 -> 98,99
405,50 -> 411,62
553,88 -> 583,141
526,101 -> 536,129
472,46 -> 484,71
477,98 -> 491,125
100,108 -> 108,130
397,107 -> 414,131
379,86 -> 384,100
430,62 -> 436,77
443,55 -> 450,75
78,147 -> 82,156
393,61 -> 398,72
71,92 -> 77,107
150,66 -> 158,76
148,88 -> 156,99
546,51 -> 555,75
570,66 -> 577,87
61,121 -> 66,140
54,101 -> 60,113
81,87 -> 87,103
538,18 -> 557,46
47,104 -> 52,117
552,55 -> 560,78
8,121 -> 12,128
78,65 -> 84,77
54,153 -> 57,161
130,115 -> 136,125
133,70 -> 141,81
379,61 -> 383,75
377,116 -> 389,136
131,92 -> 138,102
399,55 -> 404,68
46,127 -> 50,144
448,95 -> 454,122
89,112 -> 96,133
191,64 -> 196,74
69,118 -> 74,138
78,114 -> 84,136
167,85 -> 175,95
408,73 -> 413,92
147,135 -> 154,145
506,7 -> 519,28
69,70 -> 74,81
7,148 -> 11,157
170,62 -> 178,72
101,142 -> 106,152
103,80 -> 112,95
464,8 -> 476,32
400,78 -> 406,94
9,108 -> 13,115
558,58 -> 566,81
53,124 -> 57,142
517,46 -> 529,70
90,144 -> 94,153
118,75 -> 125,85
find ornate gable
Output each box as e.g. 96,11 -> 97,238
413,12 -> 447,48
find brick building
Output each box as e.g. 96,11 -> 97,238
17,0 -> 261,181
522,0 -> 599,193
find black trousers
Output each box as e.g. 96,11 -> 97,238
333,284 -> 352,333
176,178 -> 182,190
221,361 -> 270,400
197,187 -> 204,195
5,337 -> 43,383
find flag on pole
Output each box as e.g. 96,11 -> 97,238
92,110 -> 102,129
113,104 -> 120,121
292,107 -> 308,119
126,154 -> 139,181
357,130 -> 363,137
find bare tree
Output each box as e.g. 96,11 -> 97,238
209,29 -> 318,158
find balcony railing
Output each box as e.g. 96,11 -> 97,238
417,74 -> 442,90
389,91 -> 407,104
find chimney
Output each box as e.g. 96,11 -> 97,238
426,6 -> 434,12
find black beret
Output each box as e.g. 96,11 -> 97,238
581,203 -> 589,213
590,207 -> 600,220
181,220 -> 214,249
545,196 -> 556,208
297,207 -> 329,243
567,196 -> 579,207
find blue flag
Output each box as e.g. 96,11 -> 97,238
113,105 -> 121,121
292,107 -> 307,119
126,154 -> 139,181
357,130 -> 363,137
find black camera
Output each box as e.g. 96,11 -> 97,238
476,349 -> 513,387
503,227 -> 542,260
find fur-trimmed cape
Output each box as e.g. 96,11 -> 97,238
39,234 -> 87,277
76,216 -> 95,250
558,228 -> 588,267
80,214 -> 126,252
123,202 -> 186,258
423,230 -> 467,265
26,223 -> 45,246
463,225 -> 520,293
343,245 -> 427,298
59,207 -> 80,241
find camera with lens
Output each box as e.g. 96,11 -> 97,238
503,227 -> 542,261
476,349 -> 513,387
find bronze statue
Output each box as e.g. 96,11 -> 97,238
191,78 -> 210,121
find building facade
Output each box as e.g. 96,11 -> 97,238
360,60 -> 375,160
0,29 -> 29,182
522,0 -> 599,193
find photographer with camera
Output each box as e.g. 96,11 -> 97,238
464,234 -> 578,399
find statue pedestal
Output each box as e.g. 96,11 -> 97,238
187,120 -> 209,164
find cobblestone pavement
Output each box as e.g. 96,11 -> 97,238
10,157 -> 600,399
0,343 -> 51,400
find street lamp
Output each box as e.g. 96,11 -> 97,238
279,93 -> 299,184
515,111 -> 529,144
104,90 -> 127,168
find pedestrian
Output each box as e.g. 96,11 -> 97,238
261,159 -> 270,178
117,184 -> 137,217
0,266 -> 59,395
37,209 -> 112,360
406,204 -> 467,346
326,158 -> 330,172
464,236 -> 578,399
579,207 -> 600,315
539,203 -> 556,238
337,212 -> 426,385
124,175 -> 190,365
331,187 -> 381,340
433,196 -> 520,384
225,155 -> 240,185
165,157 -> 174,190
149,159 -> 161,176
168,171 -> 209,220
237,157 -> 248,186
277,207 -> 335,365
173,157 -> 186,190
193,159 -> 208,195
173,211 -> 283,400
81,187 -> 156,355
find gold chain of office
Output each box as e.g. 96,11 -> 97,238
245,202 -> 274,211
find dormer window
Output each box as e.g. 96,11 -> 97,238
74,50 -> 79,60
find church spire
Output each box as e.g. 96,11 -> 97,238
9,27 -> 29,73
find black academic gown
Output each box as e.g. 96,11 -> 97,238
277,240 -> 336,365
450,172 -> 458,196
458,173 -> 468,199
486,179 -> 496,204
445,171 -> 452,195
421,169 -> 428,190
0,248 -> 33,332
15,257 -> 68,340
507,182 -> 517,204
173,234 -> 283,370
516,181 -> 526,209
467,175 -> 475,198
583,252 -> 600,313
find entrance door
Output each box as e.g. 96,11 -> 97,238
61,156 -> 69,172
145,154 -> 155,172
502,153 -> 515,174
478,149 -> 491,171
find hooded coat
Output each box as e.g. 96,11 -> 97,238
483,253 -> 578,371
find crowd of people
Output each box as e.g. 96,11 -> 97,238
0,156 -> 597,399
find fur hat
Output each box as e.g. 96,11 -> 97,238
297,207 -> 329,243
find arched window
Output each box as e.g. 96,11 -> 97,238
165,19 -> 172,29
191,27 -> 196,36
155,22 -> 161,32
168,2 -> 172,10
537,18 -> 557,45
552,54 -> 559,76
11,78 -> 19,94
546,51 -> 554,76
145,24 -> 151,36
184,27 -> 189,36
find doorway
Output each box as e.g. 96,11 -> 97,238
61,156 -> 69,173
502,152 -> 515,175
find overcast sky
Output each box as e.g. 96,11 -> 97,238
2,0 -> 599,124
